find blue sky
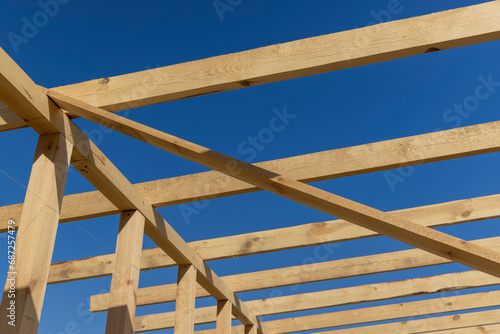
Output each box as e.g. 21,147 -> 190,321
1,0 -> 500,333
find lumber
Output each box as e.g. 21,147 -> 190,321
174,265 -> 197,334
4,118 -> 500,229
58,194 -> 500,286
0,47 -> 269,334
245,326 -> 257,334
129,270 -> 500,329
4,1 -> 500,132
91,237 -> 500,312
105,211 -> 145,334
216,300 -> 232,334
0,133 -> 72,333
421,324 -> 500,334
0,98 -> 25,132
314,309 -> 500,334
190,291 -> 500,334
48,90 -> 500,279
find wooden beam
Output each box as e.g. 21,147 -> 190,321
60,193 -> 500,287
3,1 -> 500,133
0,99 -> 25,132
174,265 -> 197,334
50,192 -> 500,286
216,300 -> 232,334
91,236 -> 500,313
4,117 -> 500,229
191,291 -> 500,334
0,47 -> 270,334
418,324 -> 500,334
0,133 -> 72,333
313,309 -> 500,334
105,211 -> 145,334
245,326 -> 258,334
69,136 -> 269,333
48,90 -> 500,279
131,270 -> 500,329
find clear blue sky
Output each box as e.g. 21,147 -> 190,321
1,0 -> 500,333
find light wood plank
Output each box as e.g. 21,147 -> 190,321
70,141 -> 268,333
53,192 -> 500,286
131,270 -> 500,329
0,99 -> 26,132
245,325 -> 257,334
5,117 -> 500,229
70,193 -> 500,289
314,309 -> 500,334
0,47 -> 269,334
91,236 -> 500,313
3,0 -> 500,133
191,292 -> 500,334
0,133 -> 72,333
48,89 -> 500,279
422,324 -> 500,334
216,300 -> 232,334
105,211 -> 145,334
174,265 -> 197,334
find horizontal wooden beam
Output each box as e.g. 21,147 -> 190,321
0,47 -> 269,334
416,324 -> 500,334
3,115 -> 500,232
129,270 -> 499,329
68,117 -> 269,333
91,237 -> 500,312
314,309 -> 500,334
47,90 -> 500,279
3,1 -> 500,132
190,291 -> 500,334
49,194 -> 500,285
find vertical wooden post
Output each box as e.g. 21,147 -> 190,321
245,325 -> 258,334
174,264 -> 197,334
0,133 -> 72,333
105,210 -> 145,334
216,300 -> 232,334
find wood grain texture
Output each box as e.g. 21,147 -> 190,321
174,265 -> 197,334
65,193 -> 499,289
0,46 -> 269,334
216,300 -> 232,334
3,116 -> 500,232
314,309 -> 500,334
3,1 -> 500,133
105,211 -> 145,334
0,134 -> 72,334
191,292 -> 500,334
48,89 -> 500,279
131,270 -> 500,329
90,235 -> 500,312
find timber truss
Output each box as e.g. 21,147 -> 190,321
2,2 -> 500,333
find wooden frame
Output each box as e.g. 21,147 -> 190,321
2,2 -> 500,333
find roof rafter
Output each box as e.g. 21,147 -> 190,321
47,89 -> 500,279
45,193 -> 500,285
110,270 -> 500,329
2,1 -> 500,132
90,236 -> 500,312
0,47 -> 271,334
3,116 -> 500,231
189,291 -> 500,334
